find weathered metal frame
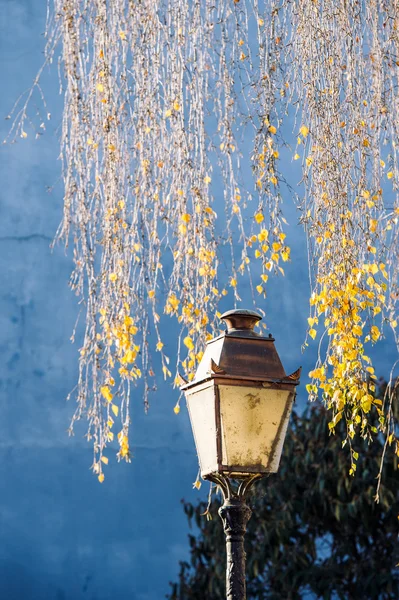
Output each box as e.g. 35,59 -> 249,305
206,472 -> 265,600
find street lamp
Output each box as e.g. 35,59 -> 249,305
180,309 -> 301,600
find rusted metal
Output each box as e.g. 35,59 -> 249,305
220,309 -> 262,335
182,309 -> 298,388
207,473 -> 263,600
215,384 -> 223,472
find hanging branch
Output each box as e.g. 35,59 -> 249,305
6,0 -> 399,482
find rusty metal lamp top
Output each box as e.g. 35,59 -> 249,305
182,308 -> 300,389
220,309 -> 263,336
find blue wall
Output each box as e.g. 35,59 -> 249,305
0,2 -> 397,599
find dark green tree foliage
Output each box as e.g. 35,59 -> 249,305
168,401 -> 399,600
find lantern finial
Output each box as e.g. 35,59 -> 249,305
220,309 -> 262,335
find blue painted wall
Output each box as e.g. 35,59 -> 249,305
0,2 -> 397,599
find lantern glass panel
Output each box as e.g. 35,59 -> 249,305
186,385 -> 218,476
219,385 -> 293,473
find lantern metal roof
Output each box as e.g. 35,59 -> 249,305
181,309 -> 301,391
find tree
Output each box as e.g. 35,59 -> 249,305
168,402 -> 399,600
7,1 -> 399,476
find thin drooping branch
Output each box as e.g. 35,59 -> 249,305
7,0 -> 399,481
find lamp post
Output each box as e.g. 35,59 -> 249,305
180,309 -> 301,600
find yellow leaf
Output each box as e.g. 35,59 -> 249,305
300,125 -> 309,137
294,153 -> 300,160
96,83 -> 104,92
256,285 -> 263,294
111,404 -> 119,417
119,30 -> 126,40
98,473 -> 105,483
261,274 -> 268,282
270,175 -> 278,185
309,328 -> 317,340
101,456 -> 109,465
268,125 -> 277,134
165,109 -> 172,118
163,365 -> 172,378
369,219 -> 378,233
371,325 -> 380,341
193,479 -> 201,490
361,394 -> 372,413
173,101 -> 181,111
174,403 -> 180,415
309,367 -> 323,379
387,171 -> 394,179
230,278 -> 237,287
101,386 -> 113,403
353,325 -> 363,336
108,144 -> 116,152
148,289 -> 155,299
181,213 -> 191,223
204,175 -> 211,184
333,411 -> 343,426
370,263 -> 379,275
306,156 -> 313,167
21,131 -> 28,138
255,213 -> 264,224
184,336 -> 194,351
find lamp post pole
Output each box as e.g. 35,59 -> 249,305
208,473 -> 262,600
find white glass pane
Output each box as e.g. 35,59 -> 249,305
219,385 -> 293,473
186,385 -> 218,477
